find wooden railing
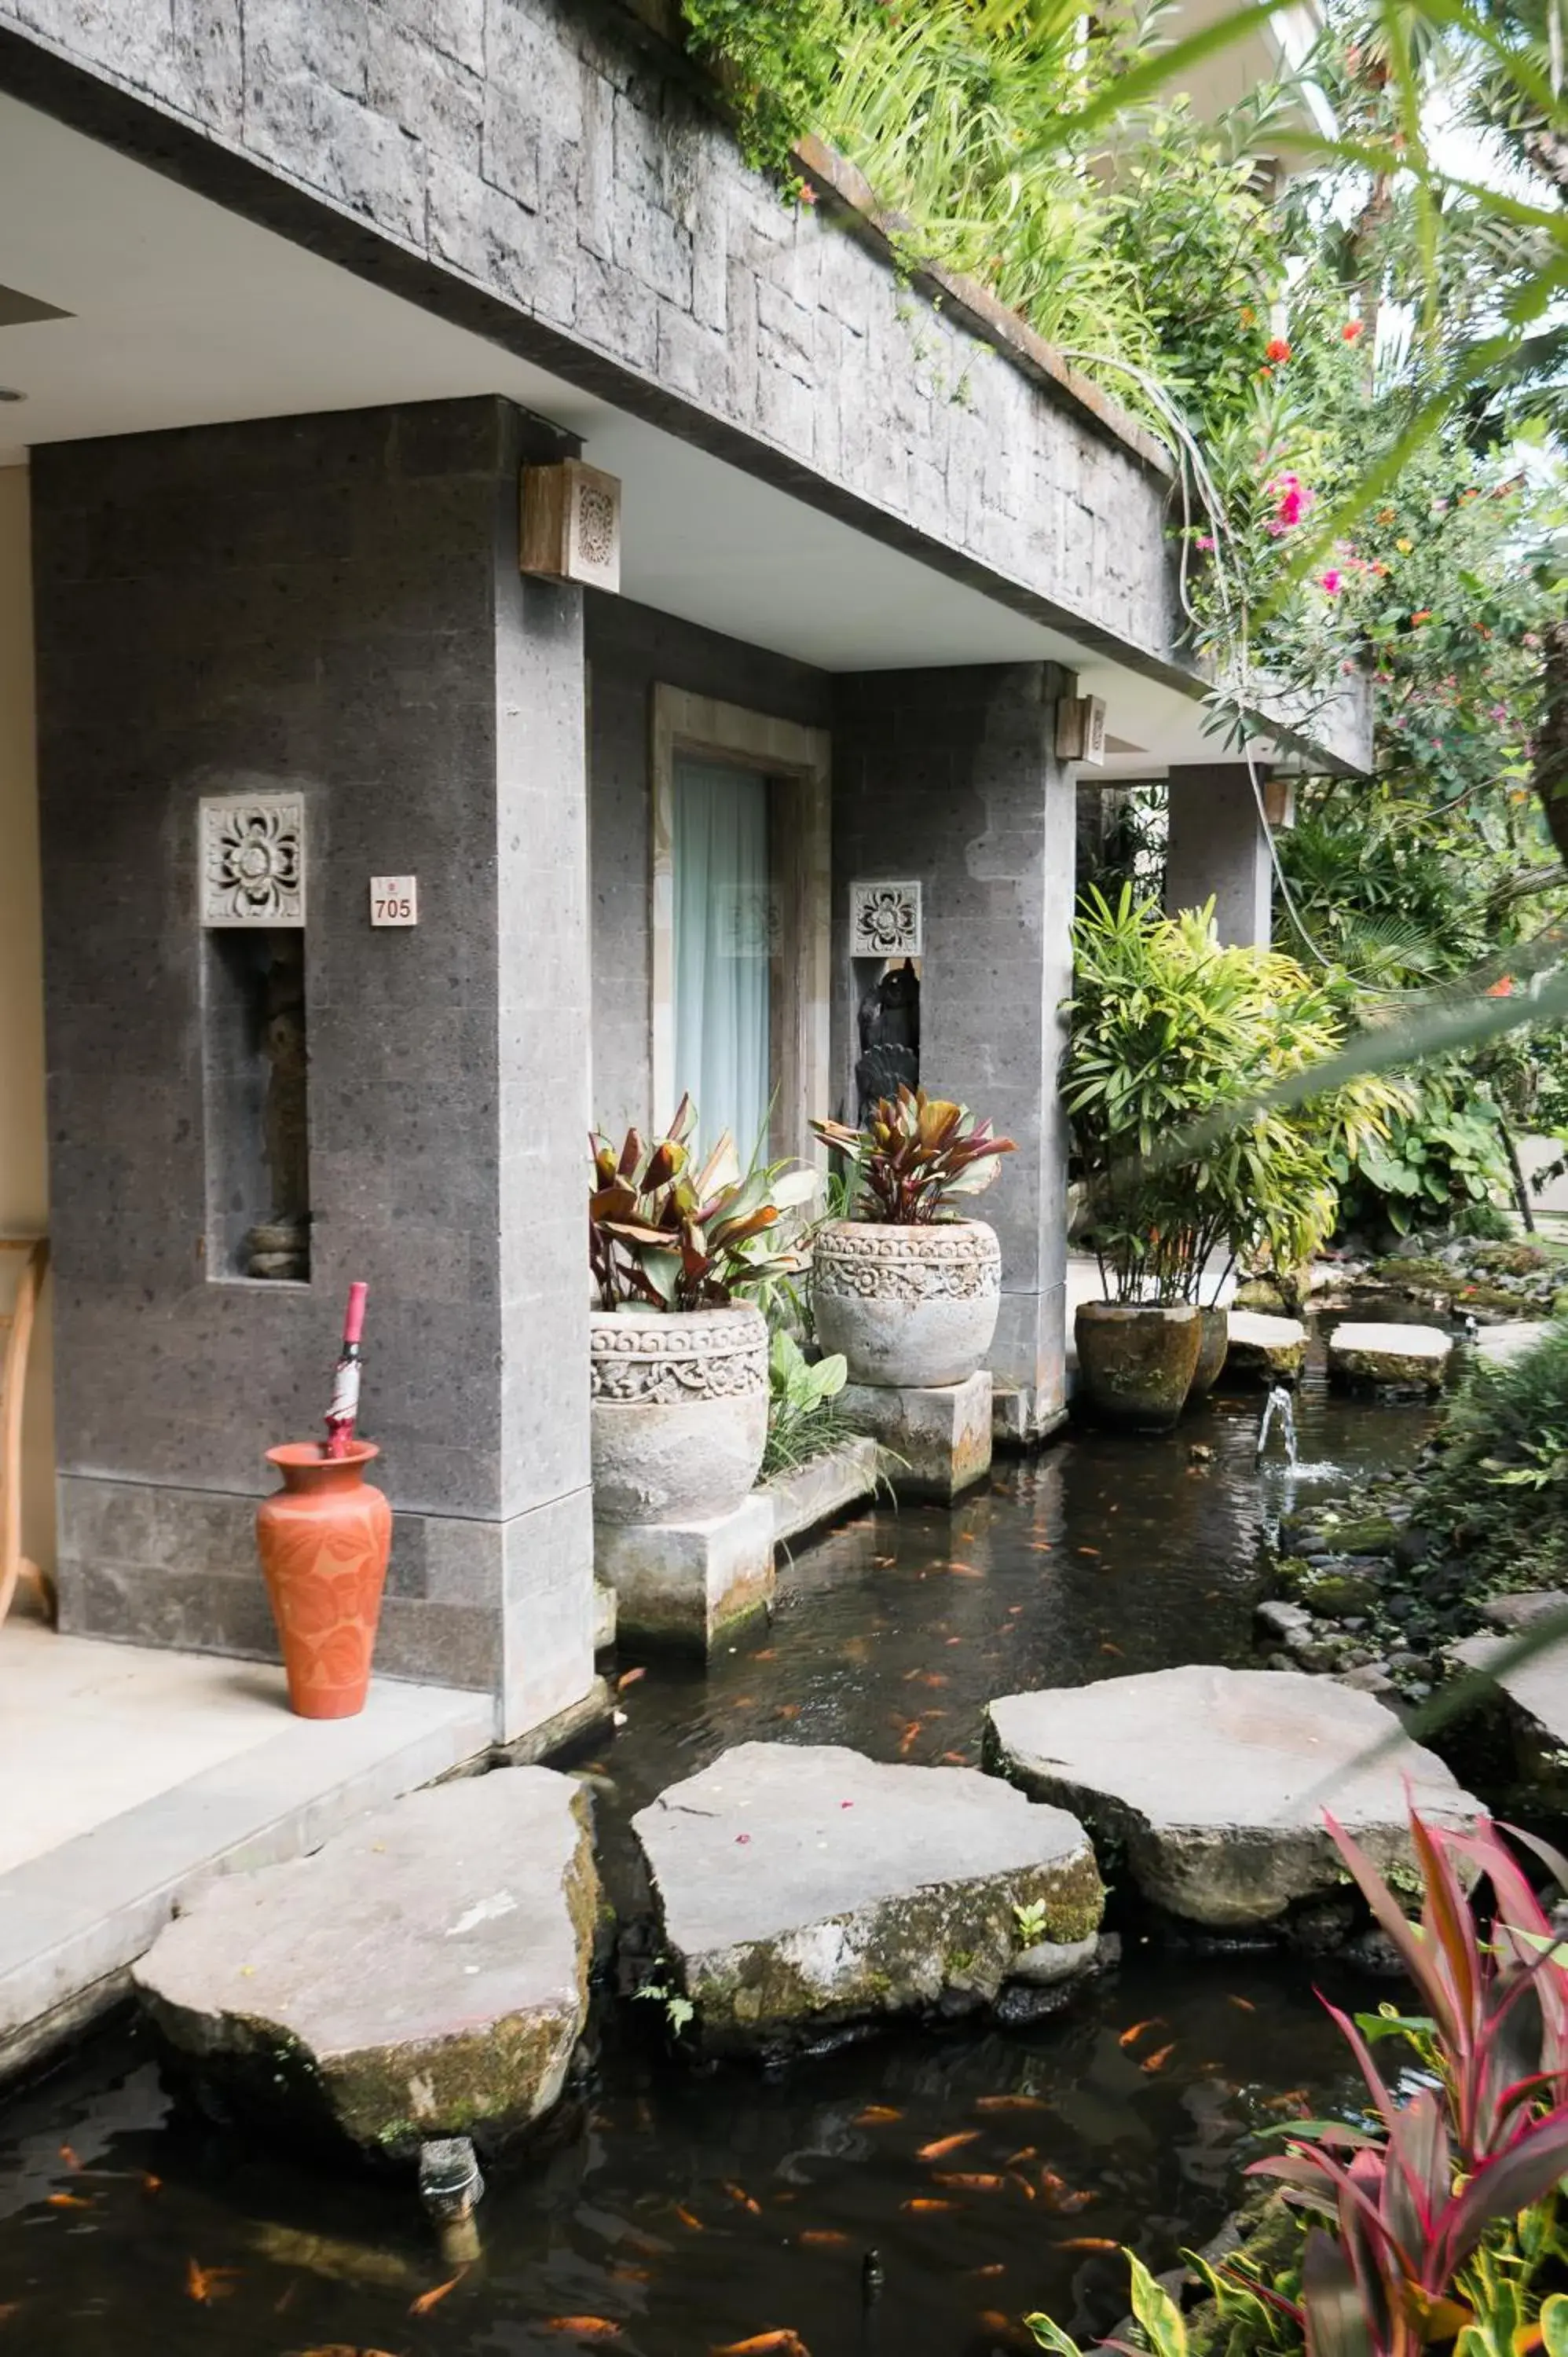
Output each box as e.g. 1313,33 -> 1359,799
1,1237 -> 49,1626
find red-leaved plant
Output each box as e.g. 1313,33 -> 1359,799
1026,1806 -> 1568,2357
811,1085 -> 1014,1224
1244,1809 -> 1568,2357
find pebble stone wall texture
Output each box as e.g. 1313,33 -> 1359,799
0,0 -> 1185,676
32,395 -> 596,1743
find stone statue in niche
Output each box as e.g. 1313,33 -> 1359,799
244,933 -> 310,1281
855,959 -> 921,1124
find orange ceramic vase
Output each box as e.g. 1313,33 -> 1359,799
255,1442 -> 392,1719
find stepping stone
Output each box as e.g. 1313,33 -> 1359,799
1225,1310 -> 1307,1382
1474,1321 -> 1553,1367
985,1665 -> 1477,1931
632,1742 -> 1102,2055
1480,1590 -> 1562,1633
1453,1623 -> 1568,1780
134,1769 -> 598,2159
1328,1321 -> 1452,1391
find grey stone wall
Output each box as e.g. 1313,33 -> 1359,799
33,394 -> 595,1737
0,0 -> 1185,676
1164,764 -> 1273,948
584,592 -> 829,1142
833,666 -> 1075,1437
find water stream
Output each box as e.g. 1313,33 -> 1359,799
0,1334 -> 1438,2357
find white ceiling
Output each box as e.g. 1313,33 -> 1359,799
0,85 -> 1233,758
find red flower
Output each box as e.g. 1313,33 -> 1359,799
1410,608 -> 1434,625
1342,320 -> 1365,342
1486,977 -> 1515,999
1265,337 -> 1291,362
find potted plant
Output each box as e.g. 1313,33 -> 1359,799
1064,889 -> 1399,1430
808,1086 -> 1015,1387
588,1097 -> 818,1525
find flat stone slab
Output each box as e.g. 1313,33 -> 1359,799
1225,1311 -> 1307,1382
1480,1590 -> 1563,1633
134,1768 -> 598,2157
986,1665 -> 1478,1930
1475,1321 -> 1553,1366
1328,1322 -> 1453,1389
1454,1626 -> 1568,1754
632,1742 -> 1101,2054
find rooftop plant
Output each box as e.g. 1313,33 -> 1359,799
589,1095 -> 819,1312
811,1085 -> 1015,1224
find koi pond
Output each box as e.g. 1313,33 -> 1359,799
0,1343 -> 1438,2357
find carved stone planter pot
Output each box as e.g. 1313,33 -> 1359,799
255,1442 -> 392,1719
1075,1303 -> 1202,1435
590,1306 -> 768,1526
811,1219 -> 1001,1389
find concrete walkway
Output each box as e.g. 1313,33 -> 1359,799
0,1622 -> 491,2083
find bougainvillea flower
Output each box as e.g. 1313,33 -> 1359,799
1319,569 -> 1343,595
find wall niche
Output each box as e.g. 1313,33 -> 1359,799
202,926 -> 311,1283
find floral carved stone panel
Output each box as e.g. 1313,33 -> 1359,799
201,793 -> 306,928
850,879 -> 922,959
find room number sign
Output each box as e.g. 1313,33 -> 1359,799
370,876 -> 418,926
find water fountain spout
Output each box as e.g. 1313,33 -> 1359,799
419,2136 -> 485,2266
1255,1383 -> 1299,1469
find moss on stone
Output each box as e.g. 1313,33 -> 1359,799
677,1845 -> 1105,2055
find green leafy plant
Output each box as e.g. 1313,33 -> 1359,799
589,1094 -> 819,1311
760,1329 -> 852,1478
1064,887 -> 1401,1302
1013,1897 -> 1052,1946
1027,1807 -> 1568,2357
1407,1317 -> 1568,1590
632,1971 -> 695,2036
811,1085 -> 1015,1225
1332,1065 -> 1515,1238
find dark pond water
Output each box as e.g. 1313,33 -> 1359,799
0,1343 -> 1437,2357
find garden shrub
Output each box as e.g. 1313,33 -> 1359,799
1410,1318 -> 1568,1592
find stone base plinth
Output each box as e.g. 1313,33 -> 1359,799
841,1369 -> 993,1503
596,1494 -> 775,1652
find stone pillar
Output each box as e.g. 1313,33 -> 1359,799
1164,764 -> 1273,948
833,665 -> 1075,1442
31,396 -> 595,1744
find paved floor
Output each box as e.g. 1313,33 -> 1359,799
0,1622 -> 493,2080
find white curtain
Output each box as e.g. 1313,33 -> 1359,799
672,757 -> 771,1162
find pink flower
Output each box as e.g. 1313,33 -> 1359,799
1264,473 -> 1313,535
1195,533 -> 1216,552
1319,569 -> 1343,595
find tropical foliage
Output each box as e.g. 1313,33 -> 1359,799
588,1096 -> 819,1311
1406,1314 -> 1568,1591
1026,1806 -> 1568,2357
760,1328 -> 852,1477
811,1085 -> 1016,1225
1064,888 -> 1400,1301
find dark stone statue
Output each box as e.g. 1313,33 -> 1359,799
855,960 -> 921,1124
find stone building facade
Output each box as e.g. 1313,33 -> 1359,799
0,0 -> 1365,1742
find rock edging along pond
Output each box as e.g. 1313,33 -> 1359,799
631,1742 -> 1105,2057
